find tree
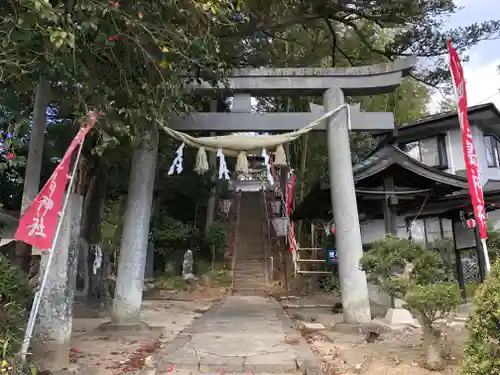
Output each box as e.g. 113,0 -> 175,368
360,235 -> 461,370
438,95 -> 458,112
233,0 -> 500,86
0,0 -> 243,368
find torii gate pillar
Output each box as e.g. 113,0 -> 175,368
324,88 -> 370,323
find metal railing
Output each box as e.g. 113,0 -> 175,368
294,247 -> 332,275
260,187 -> 273,283
230,191 -> 242,293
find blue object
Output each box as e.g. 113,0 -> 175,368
326,249 -> 338,265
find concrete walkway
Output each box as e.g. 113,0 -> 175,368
153,296 -> 320,375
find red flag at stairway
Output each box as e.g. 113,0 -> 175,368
15,112 -> 99,250
448,41 -> 487,239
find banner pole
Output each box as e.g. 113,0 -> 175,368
481,238 -> 491,273
19,139 -> 85,362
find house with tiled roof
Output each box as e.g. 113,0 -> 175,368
293,103 -> 500,297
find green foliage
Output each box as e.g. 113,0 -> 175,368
405,283 -> 461,326
361,235 -> 460,368
361,235 -> 461,320
0,255 -> 33,354
486,224 -> 500,264
461,261 -> 500,374
100,199 -> 125,255
360,235 -> 415,283
206,268 -> 232,287
154,275 -> 186,291
204,221 -> 228,259
154,263 -> 231,291
152,215 -> 195,252
430,238 -> 455,271
322,276 -> 340,293
321,233 -> 336,250
0,0 -> 241,162
240,0 -> 500,86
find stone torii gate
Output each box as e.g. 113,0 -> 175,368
171,58 -> 416,324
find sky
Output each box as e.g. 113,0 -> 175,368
430,0 -> 500,111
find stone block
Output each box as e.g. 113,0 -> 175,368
298,321 -> 326,331
243,352 -> 298,373
198,354 -> 244,373
384,308 -> 415,326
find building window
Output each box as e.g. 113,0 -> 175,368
484,135 -> 500,167
401,135 -> 448,169
408,217 -> 453,246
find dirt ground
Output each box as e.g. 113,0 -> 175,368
283,295 -> 466,375
69,286 -> 467,375
70,286 -> 228,375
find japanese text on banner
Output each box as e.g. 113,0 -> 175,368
448,41 -> 487,239
15,112 -> 99,250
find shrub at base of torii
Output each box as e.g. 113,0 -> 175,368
461,260 -> 500,374
0,254 -> 33,356
360,235 -> 461,371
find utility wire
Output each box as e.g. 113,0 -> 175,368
355,188 -> 432,195
474,91 -> 500,105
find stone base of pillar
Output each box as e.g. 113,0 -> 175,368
98,321 -> 152,333
384,308 -> 417,326
31,339 -> 71,372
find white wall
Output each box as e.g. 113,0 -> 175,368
446,127 -> 500,182
360,215 -> 456,246
360,217 -> 408,245
447,129 -> 464,173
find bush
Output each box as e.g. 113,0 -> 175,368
203,221 -> 227,259
461,260 -> 500,374
486,224 -> 500,264
361,235 -> 461,371
0,254 -> 33,355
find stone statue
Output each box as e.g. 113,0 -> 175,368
182,249 -> 195,280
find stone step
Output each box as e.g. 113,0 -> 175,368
233,277 -> 266,283
233,284 -> 267,291
233,273 -> 266,278
233,279 -> 266,285
235,258 -> 265,263
236,248 -> 265,253
232,289 -> 268,296
234,271 -> 265,280
233,275 -> 265,280
234,265 -> 265,271
239,237 -> 262,241
234,277 -> 266,287
237,250 -> 265,255
238,247 -> 264,252
234,260 -> 265,265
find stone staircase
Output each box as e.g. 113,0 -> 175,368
232,191 -> 267,296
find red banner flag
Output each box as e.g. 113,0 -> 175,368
285,174 -> 296,214
448,41 -> 487,239
15,112 -> 98,250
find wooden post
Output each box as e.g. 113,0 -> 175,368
452,218 -> 467,301
383,176 -> 398,308
474,223 -> 486,283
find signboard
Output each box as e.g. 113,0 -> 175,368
326,249 -> 338,265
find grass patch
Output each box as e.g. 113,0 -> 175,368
154,262 -> 232,292
464,283 -> 479,298
154,275 -> 186,290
